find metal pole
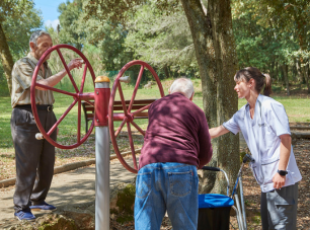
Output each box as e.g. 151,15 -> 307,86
239,176 -> 247,230
94,76 -> 111,230
234,194 -> 244,230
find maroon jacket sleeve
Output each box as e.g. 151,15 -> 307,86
197,113 -> 213,168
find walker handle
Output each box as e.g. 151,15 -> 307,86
242,154 -> 255,163
201,166 -> 221,172
201,166 -> 230,196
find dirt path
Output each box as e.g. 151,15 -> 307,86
0,157 -> 137,223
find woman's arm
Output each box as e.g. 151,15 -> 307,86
209,125 -> 230,139
273,134 -> 291,189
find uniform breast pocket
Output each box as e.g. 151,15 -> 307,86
260,124 -> 276,149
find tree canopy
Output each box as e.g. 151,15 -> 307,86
0,0 -> 42,95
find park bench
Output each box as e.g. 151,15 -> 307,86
82,99 -> 155,133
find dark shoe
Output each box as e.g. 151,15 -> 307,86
30,201 -> 57,213
14,209 -> 36,221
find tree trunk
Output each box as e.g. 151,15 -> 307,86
0,23 -> 13,95
180,0 -> 239,194
295,15 -> 307,85
295,60 -> 304,85
163,64 -> 170,79
306,63 -> 310,94
275,62 -> 280,82
282,65 -> 290,96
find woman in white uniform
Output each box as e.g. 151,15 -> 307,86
209,67 -> 302,230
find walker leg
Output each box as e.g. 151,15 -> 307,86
239,176 -> 247,229
232,205 -> 243,230
234,194 -> 244,230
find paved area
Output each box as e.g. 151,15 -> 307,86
0,158 -> 137,221
0,137 -> 247,222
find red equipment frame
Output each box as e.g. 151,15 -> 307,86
30,45 -> 165,173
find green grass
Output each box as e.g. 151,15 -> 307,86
238,96 -> 310,122
0,97 -> 14,152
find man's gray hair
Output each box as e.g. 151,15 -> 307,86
29,30 -> 51,50
169,78 -> 194,99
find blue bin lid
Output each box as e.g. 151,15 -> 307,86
198,193 -> 234,208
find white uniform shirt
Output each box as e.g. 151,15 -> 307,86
223,94 -> 302,192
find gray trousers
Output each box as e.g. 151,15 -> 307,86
261,183 -> 298,230
11,106 -> 57,212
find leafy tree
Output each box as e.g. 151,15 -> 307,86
83,0 -> 240,193
124,4 -> 197,77
232,0 -> 310,93
3,7 -> 42,58
57,0 -> 132,71
58,0 -> 85,51
0,0 -> 40,95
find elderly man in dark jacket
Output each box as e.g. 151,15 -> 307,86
135,78 -> 213,230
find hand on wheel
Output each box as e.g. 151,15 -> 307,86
68,58 -> 84,71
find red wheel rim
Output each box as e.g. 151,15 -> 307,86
30,44 -> 96,149
109,60 -> 165,173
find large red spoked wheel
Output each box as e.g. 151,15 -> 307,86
109,61 -> 165,173
30,44 -> 96,149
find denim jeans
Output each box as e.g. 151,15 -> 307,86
134,162 -> 198,230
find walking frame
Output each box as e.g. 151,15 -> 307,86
198,154 -> 255,230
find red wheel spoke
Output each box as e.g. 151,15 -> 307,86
132,103 -> 151,116
47,99 -> 78,136
56,48 -> 79,93
130,120 -> 145,136
115,118 -> 127,138
79,64 -> 87,93
126,121 -> 138,170
35,83 -> 77,97
117,82 -> 128,116
128,65 -> 144,113
77,100 -> 81,143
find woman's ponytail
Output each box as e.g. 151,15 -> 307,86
263,73 -> 272,97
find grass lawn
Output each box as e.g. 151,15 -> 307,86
0,78 -> 309,180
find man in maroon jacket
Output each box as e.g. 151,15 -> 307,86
134,78 -> 213,230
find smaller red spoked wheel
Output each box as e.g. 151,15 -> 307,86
30,44 -> 96,149
109,60 -> 165,173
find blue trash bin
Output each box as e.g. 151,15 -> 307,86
197,191 -> 234,230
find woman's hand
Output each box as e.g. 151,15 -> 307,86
272,173 -> 286,189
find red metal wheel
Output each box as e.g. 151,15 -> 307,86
109,60 -> 165,173
30,44 -> 96,149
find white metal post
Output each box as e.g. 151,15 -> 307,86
94,79 -> 110,230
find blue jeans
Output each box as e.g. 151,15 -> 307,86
134,162 -> 198,230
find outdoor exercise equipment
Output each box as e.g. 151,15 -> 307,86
30,44 -> 249,230
30,44 -> 164,230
